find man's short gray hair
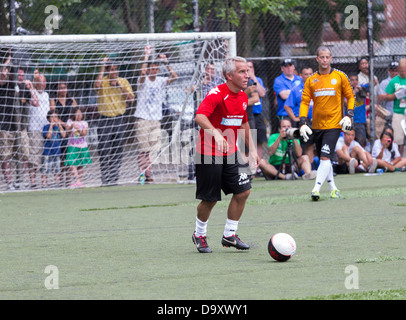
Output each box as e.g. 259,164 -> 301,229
222,56 -> 247,79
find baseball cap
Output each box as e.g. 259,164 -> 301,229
388,61 -> 399,69
281,58 -> 294,67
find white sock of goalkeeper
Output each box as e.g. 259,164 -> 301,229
313,159 -> 331,192
195,217 -> 208,237
326,163 -> 338,191
223,219 -> 239,237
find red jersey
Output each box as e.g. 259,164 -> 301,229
196,83 -> 248,156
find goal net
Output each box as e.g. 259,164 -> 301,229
0,32 -> 236,191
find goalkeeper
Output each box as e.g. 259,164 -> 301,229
299,46 -> 355,201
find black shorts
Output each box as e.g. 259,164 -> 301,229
313,128 -> 342,159
195,153 -> 252,202
253,114 -> 268,144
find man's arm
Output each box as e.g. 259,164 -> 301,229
240,121 -> 260,168
94,55 -> 108,91
158,54 -> 178,85
195,113 -> 229,154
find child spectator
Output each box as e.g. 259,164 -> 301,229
64,107 -> 92,188
42,110 -> 66,188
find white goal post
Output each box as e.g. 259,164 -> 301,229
0,32 -> 236,191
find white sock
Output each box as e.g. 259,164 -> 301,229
223,219 -> 239,237
313,160 -> 331,192
195,217 -> 208,237
326,164 -> 338,191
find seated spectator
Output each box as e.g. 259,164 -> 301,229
371,128 -> 406,172
334,130 -> 377,174
260,119 -> 316,180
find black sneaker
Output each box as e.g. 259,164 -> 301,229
221,234 -> 250,250
192,233 -> 212,253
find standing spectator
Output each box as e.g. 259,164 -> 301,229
134,46 -> 178,183
192,56 -> 260,253
41,110 -> 66,188
50,81 -> 77,186
284,66 -> 314,127
284,66 -> 315,168
273,58 -> 302,126
64,107 -> 92,188
0,54 -> 17,190
200,62 -> 223,98
247,60 -> 267,162
28,70 -> 50,189
299,46 -> 355,201
378,61 -> 399,117
371,128 -> 406,172
349,73 -> 369,147
382,59 -> 406,157
357,56 -> 379,98
334,129 -> 377,174
14,68 -> 38,189
94,55 -> 134,186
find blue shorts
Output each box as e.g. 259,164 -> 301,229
41,155 -> 61,175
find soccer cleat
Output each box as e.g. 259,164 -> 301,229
221,234 -> 250,250
311,190 -> 320,201
192,233 -> 212,253
330,189 -> 341,199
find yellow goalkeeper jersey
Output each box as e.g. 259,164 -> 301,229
299,68 -> 355,130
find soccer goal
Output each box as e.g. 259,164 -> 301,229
0,32 -> 236,191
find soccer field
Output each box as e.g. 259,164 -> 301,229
0,172 -> 405,300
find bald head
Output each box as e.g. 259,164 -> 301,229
399,59 -> 406,78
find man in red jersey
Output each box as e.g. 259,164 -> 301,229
192,56 -> 260,253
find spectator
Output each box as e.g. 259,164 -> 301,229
273,58 -> 302,126
265,119 -> 316,180
14,68 -> 39,189
244,78 -> 259,130
134,45 -> 178,183
247,60 -> 267,162
28,70 -> 50,188
349,73 -> 369,147
284,66 -> 315,168
284,66 -> 313,127
382,58 -> 406,157
334,129 -> 377,174
94,55 -> 134,186
357,56 -> 379,98
64,107 -> 92,188
0,54 -> 17,190
41,110 -> 66,188
200,62 -> 223,98
378,61 -> 399,117
371,128 -> 406,172
50,81 -> 77,186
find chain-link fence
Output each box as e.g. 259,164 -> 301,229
1,0 -> 406,191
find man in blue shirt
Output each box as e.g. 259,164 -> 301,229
247,60 -> 267,161
284,66 -> 314,127
273,59 -> 302,121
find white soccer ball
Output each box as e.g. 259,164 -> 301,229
268,233 -> 296,262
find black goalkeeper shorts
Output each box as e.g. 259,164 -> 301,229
195,152 -> 252,202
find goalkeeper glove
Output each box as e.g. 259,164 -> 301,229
395,87 -> 406,100
299,117 -> 312,142
339,109 -> 353,132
